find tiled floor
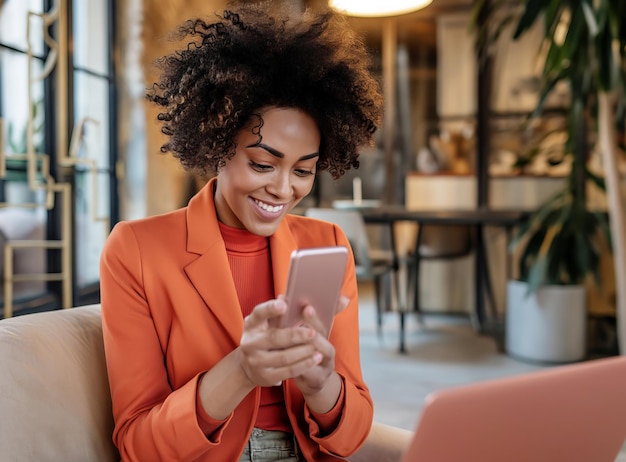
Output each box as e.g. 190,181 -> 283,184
356,281 -> 626,461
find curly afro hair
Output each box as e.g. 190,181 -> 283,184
146,3 -> 383,179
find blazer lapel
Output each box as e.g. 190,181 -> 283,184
184,179 -> 243,347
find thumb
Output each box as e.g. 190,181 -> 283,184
336,295 -> 350,314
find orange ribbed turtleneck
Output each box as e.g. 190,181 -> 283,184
217,222 -> 291,432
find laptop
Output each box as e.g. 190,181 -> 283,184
401,356 -> 626,462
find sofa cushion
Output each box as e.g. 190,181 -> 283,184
0,305 -> 119,462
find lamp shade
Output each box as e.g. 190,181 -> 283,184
329,0 -> 433,17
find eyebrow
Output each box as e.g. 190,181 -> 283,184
247,143 -> 319,161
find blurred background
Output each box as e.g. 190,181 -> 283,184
0,0 -> 624,362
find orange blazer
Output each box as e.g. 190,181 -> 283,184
100,178 -> 373,461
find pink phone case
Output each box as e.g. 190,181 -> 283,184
276,246 -> 348,336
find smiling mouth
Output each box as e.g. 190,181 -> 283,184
253,199 -> 285,213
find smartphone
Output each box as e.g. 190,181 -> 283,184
273,246 -> 349,337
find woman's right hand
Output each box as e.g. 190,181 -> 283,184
238,298 -> 323,387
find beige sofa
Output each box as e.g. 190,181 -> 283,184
0,304 -> 412,461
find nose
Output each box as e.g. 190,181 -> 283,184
267,171 -> 293,199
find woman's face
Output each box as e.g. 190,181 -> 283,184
214,107 -> 320,236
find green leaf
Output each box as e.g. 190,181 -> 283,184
517,207 -> 565,281
533,190 -> 567,222
545,227 -> 568,283
533,71 -> 567,117
560,5 -> 585,67
596,25 -> 615,91
469,0 -> 511,54
468,0 -> 488,33
513,0 -> 547,39
516,127 -> 566,167
543,38 -> 564,81
544,1 -> 562,38
526,254 -> 547,294
585,168 -> 607,191
596,0 -> 609,32
518,226 -> 547,281
510,217 -> 533,251
574,231 -> 592,284
609,0 -> 626,45
594,211 -> 613,251
490,14 -> 516,45
581,0 -> 600,37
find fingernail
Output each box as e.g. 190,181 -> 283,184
313,352 -> 323,364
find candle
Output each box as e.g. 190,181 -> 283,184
353,177 -> 362,205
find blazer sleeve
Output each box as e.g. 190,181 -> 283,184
302,223 -> 374,457
100,222 -> 223,461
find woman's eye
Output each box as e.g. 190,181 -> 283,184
249,161 -> 272,172
295,169 -> 315,177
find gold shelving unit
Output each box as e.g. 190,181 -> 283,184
1,0 -> 109,317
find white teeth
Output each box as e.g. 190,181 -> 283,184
254,199 -> 284,213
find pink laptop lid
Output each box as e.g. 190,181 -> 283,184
402,356 -> 626,462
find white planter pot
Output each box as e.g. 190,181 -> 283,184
505,280 -> 587,363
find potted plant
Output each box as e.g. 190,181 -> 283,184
505,173 -> 609,363
473,0 -> 626,362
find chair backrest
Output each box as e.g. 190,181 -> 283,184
0,305 -> 119,462
304,208 -> 373,274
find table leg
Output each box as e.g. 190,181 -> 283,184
474,224 -> 486,332
387,222 -> 408,354
480,233 -> 498,321
475,224 -> 505,350
399,311 -> 406,354
475,227 -> 497,320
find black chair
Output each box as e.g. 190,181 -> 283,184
406,224 -> 475,321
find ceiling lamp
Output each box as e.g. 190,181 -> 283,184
329,0 -> 433,17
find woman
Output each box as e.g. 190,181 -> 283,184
100,4 -> 383,461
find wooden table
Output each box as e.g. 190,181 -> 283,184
361,206 -> 528,353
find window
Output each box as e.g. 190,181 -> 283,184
0,0 -> 118,315
71,0 -> 117,292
